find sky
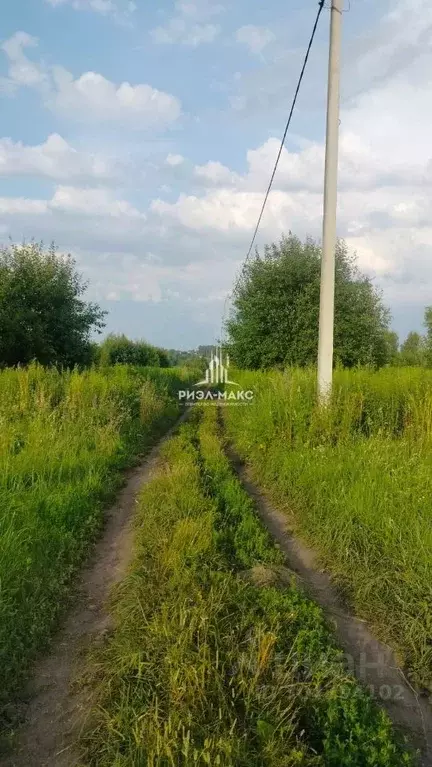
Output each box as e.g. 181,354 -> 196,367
1,0 -> 431,349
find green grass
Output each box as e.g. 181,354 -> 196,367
223,367 -> 432,692
0,362 -> 187,723
81,405 -> 414,766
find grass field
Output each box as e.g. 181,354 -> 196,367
81,405 -> 414,766
224,367 -> 432,693
0,363 -> 187,722
2,362 -> 429,763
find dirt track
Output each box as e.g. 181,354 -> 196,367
226,442 -> 432,767
3,407 -> 431,766
0,413 -> 188,767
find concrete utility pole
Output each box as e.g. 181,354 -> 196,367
317,0 -> 343,403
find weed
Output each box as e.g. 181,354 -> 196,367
81,404 -> 415,766
224,367 -> 432,692
0,363 -> 187,722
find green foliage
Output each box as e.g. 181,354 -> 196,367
82,406 -> 414,766
0,363 -> 186,721
390,306 -> 432,368
156,346 -> 171,367
227,234 -> 390,369
98,333 -> 169,367
224,367 -> 432,691
198,414 -> 283,570
0,242 -> 106,368
399,331 -> 425,367
168,347 -> 209,370
383,330 -> 399,366
423,306 -> 432,367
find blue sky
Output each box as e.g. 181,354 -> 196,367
1,0 -> 431,348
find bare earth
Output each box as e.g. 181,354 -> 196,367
0,413 -> 188,767
227,444 -> 432,767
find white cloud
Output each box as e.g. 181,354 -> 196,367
47,0 -> 113,10
236,25 -> 275,55
194,160 -> 241,186
1,32 -> 181,128
0,134 -> 122,182
345,0 -> 432,104
244,133 -> 423,194
50,186 -> 144,217
98,259 -> 165,303
45,0 -> 136,21
151,19 -> 220,46
166,153 -> 185,166
174,0 -> 224,19
245,139 -> 323,192
0,186 -> 144,219
0,197 -> 48,215
1,32 -> 46,90
50,68 -> 181,127
151,132 -> 432,254
149,49 -> 432,301
77,248 -> 236,311
81,251 -> 194,304
150,0 -> 222,46
159,127 -> 427,241
151,187 -> 320,234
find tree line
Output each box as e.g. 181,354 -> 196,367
388,316 -> 432,367
1,238 -> 431,371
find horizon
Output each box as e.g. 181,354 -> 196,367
2,0 -> 431,348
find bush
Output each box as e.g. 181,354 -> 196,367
98,334 -> 168,368
227,234 -> 390,369
0,242 -> 106,368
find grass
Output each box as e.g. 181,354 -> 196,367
0,362 -> 187,724
81,404 -> 415,766
223,367 -> 432,692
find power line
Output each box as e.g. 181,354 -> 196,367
243,0 -> 325,266
219,0 -> 326,346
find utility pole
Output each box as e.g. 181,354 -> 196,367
317,0 -> 343,402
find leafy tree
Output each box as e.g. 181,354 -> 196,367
423,306 -> 432,367
155,347 -> 170,368
399,331 -> 425,367
98,334 -> 168,367
383,330 -> 399,366
227,234 -> 390,369
0,242 -> 106,367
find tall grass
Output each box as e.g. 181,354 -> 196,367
81,406 -> 414,766
224,367 -> 432,691
0,363 -> 186,721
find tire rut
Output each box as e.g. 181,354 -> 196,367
224,439 -> 432,767
0,411 -> 189,767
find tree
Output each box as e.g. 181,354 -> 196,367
227,234 -> 391,369
98,334 -> 168,367
383,330 -> 399,366
156,348 -> 171,368
399,331 -> 425,367
0,242 -> 106,367
423,306 -> 432,367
